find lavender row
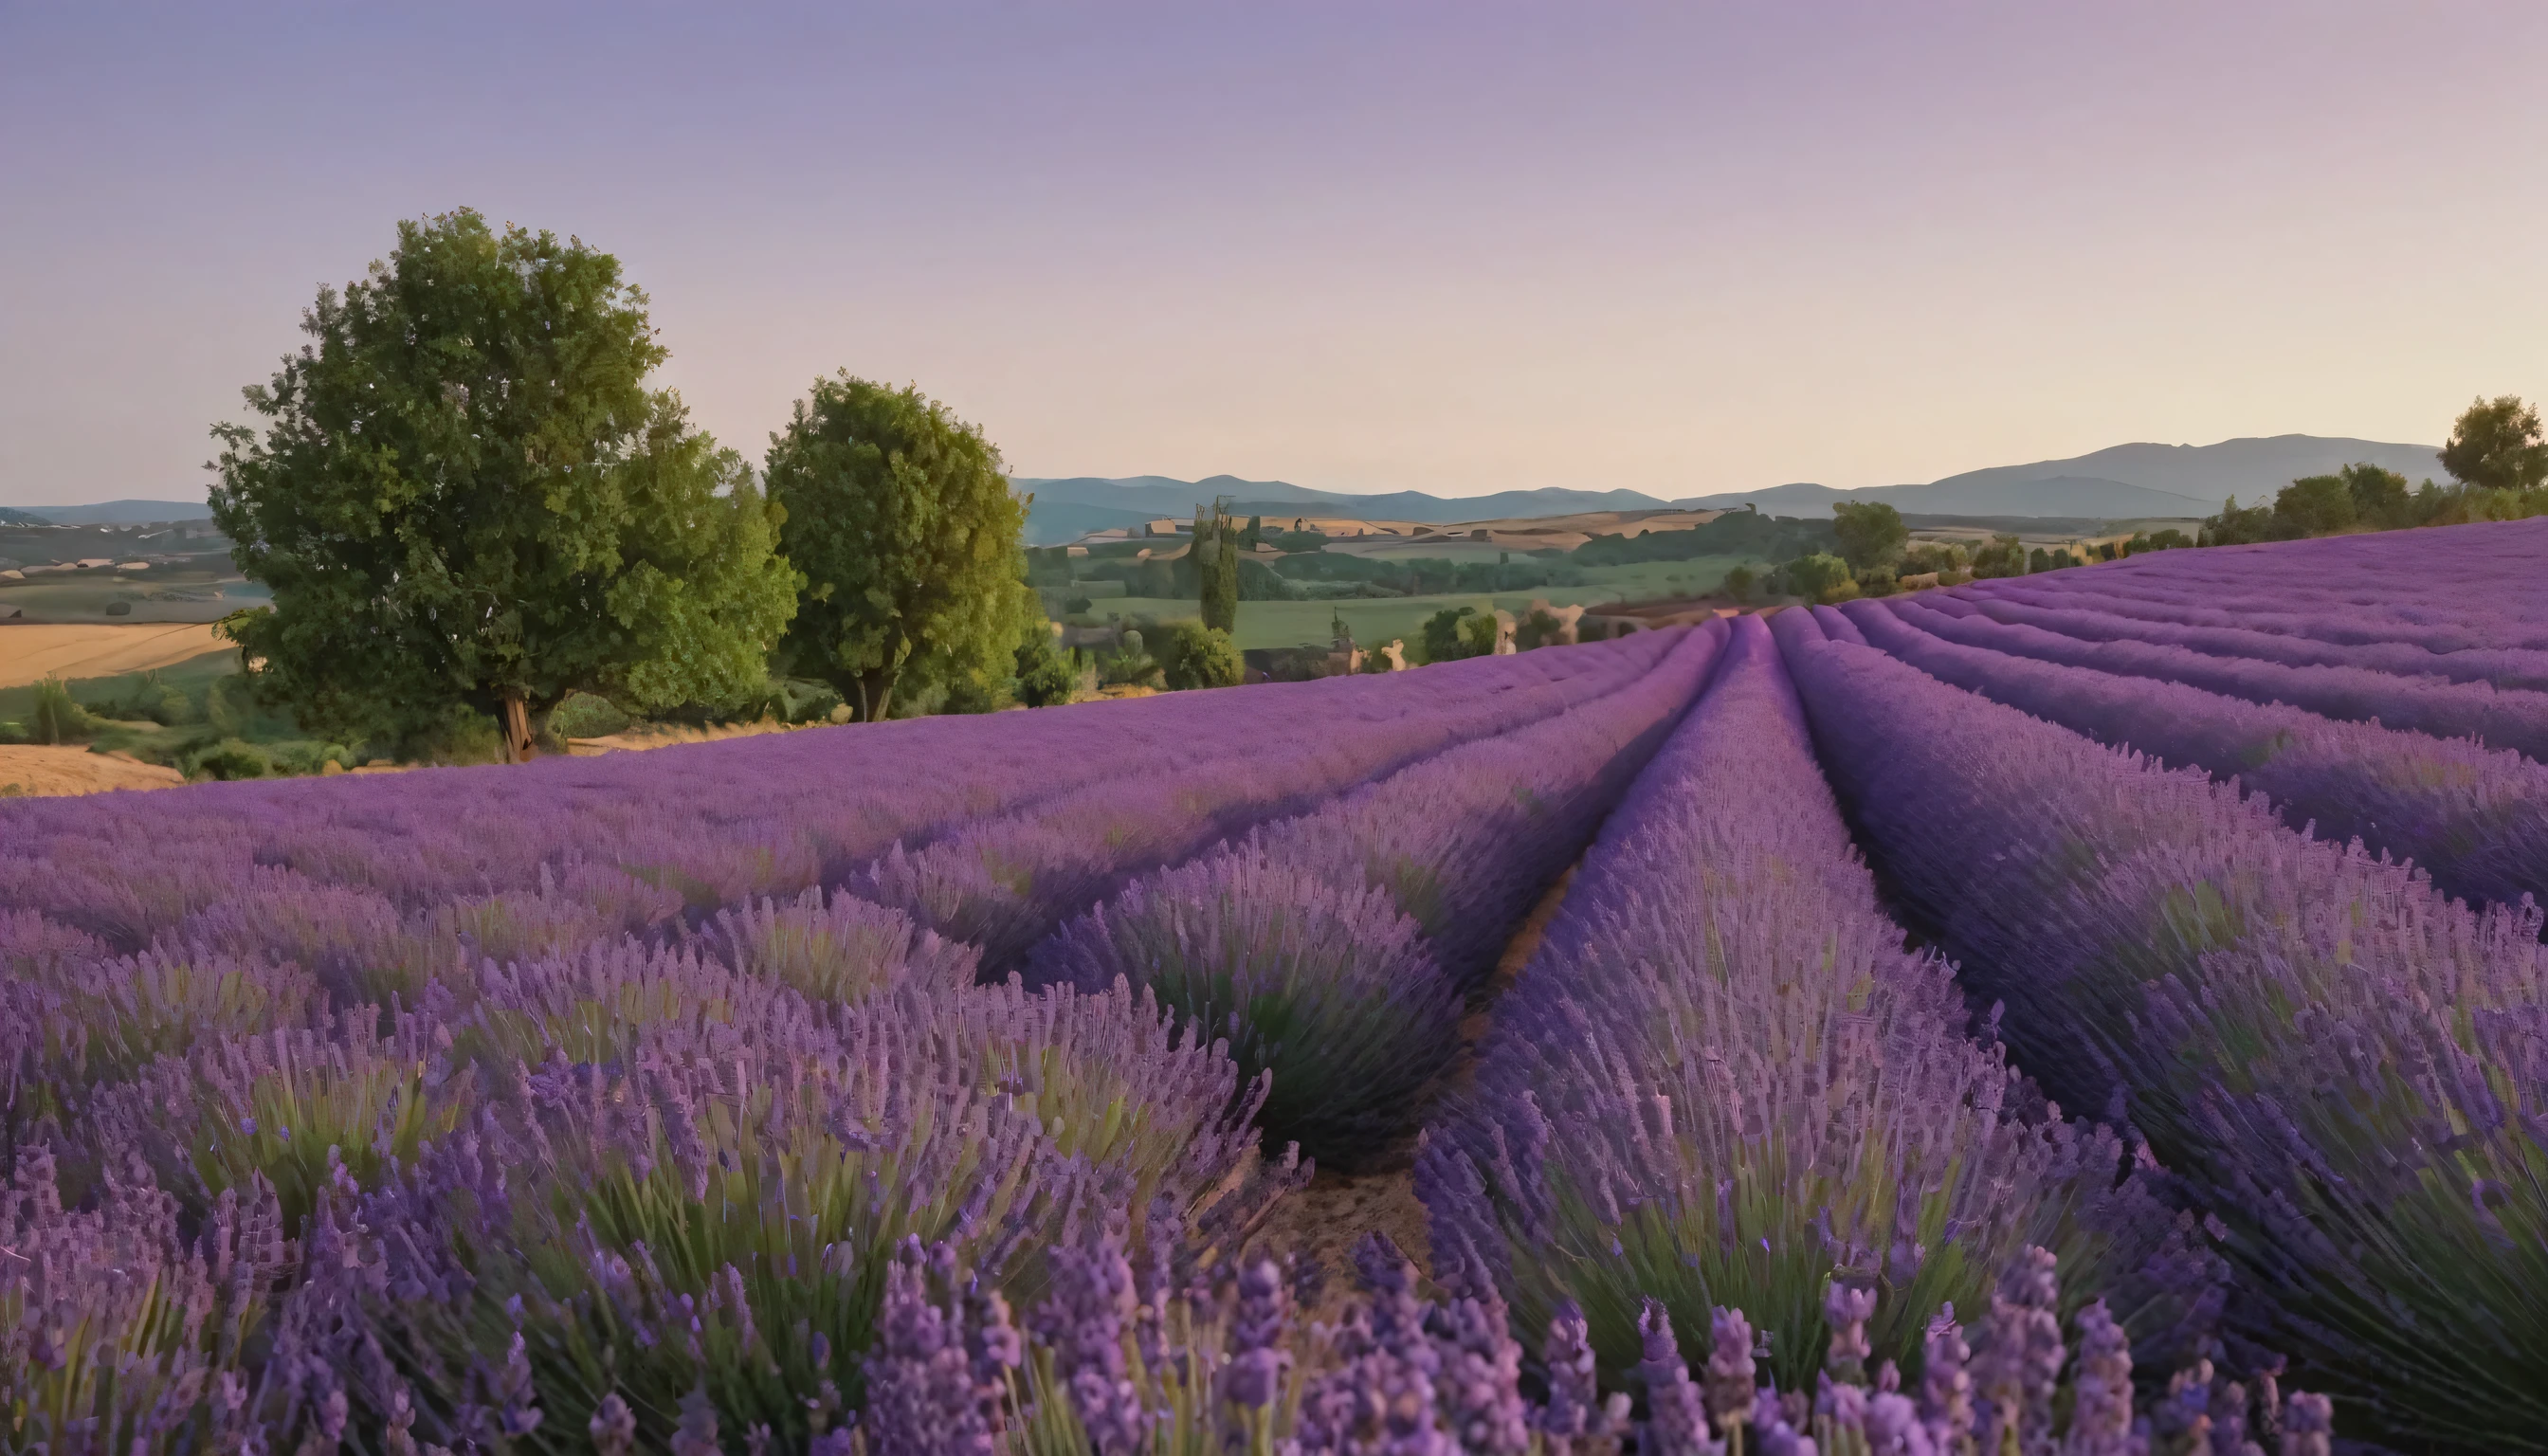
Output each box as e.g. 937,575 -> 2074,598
852,1224 -> 2310,1456
1833,597 -> 2548,916
857,628 -> 1688,976
1961,573 -> 2548,669
0,638 -> 1642,956
1957,519 -> 2548,652
1027,620 -> 1726,1165
1948,582 -> 2548,692
1773,607 -> 2548,1449
9,939 -> 1293,1452
1418,615 -> 2217,1397
1900,590 -> 2548,763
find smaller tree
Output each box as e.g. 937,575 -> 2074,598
1783,553 -> 1854,599
1723,565 -> 1756,602
2440,395 -> 2548,494
2200,496 -> 2273,547
1969,534 -> 2027,578
1193,498 -> 1240,633
1830,501 -> 1909,573
1420,606 -> 1477,663
1158,620 -> 1244,691
2272,475 -> 2356,537
2339,464 -> 2412,528
1458,611 -> 1505,657
1013,619 -> 1075,707
1515,606 -> 1567,650
765,375 -> 1027,722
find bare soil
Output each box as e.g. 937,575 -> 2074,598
0,623 -> 228,688
0,745 -> 186,796
1250,865 -> 1577,1310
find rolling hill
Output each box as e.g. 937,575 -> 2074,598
1680,435 -> 2444,518
1026,435 -> 2448,538
16,500 -> 217,525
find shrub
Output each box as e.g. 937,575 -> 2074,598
1781,552 -> 1853,601
1158,619 -> 1244,691
1969,532 -> 2028,577
1458,610 -> 1504,657
549,689 -> 632,739
1515,606 -> 1568,650
705,887 -> 980,1003
1722,564 -> 1756,601
1030,846 -> 1460,1166
27,678 -> 95,744
1014,623 -> 1076,707
186,738 -> 272,780
1419,605 -> 1477,663
103,599 -> 132,616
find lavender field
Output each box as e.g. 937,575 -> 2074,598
8,521 -> 2548,1455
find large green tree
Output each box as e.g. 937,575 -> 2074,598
1829,500 -> 1908,573
209,209 -> 798,761
2440,395 -> 2548,494
763,374 -> 1028,721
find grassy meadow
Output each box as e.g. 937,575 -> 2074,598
1105,555 -> 1751,650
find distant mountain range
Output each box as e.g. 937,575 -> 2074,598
5,500 -> 217,526
1015,475 -> 1669,541
1683,436 -> 2448,519
15,435 -> 2452,541
1017,435 -> 2448,540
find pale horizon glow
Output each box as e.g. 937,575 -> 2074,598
3,3 -> 2543,506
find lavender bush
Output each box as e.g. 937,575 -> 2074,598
290,977 -> 1285,1451
1837,596 -> 2548,916
1,1145 -> 299,1454
701,886 -> 981,1003
1773,606 -> 2548,1448
1026,846 -> 1460,1165
868,1228 -> 2303,1456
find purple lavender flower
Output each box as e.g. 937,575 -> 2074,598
1639,1298 -> 1714,1456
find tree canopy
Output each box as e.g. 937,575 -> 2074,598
209,209 -> 798,760
764,374 -> 1028,721
1829,500 -> 1909,572
2440,395 -> 2548,494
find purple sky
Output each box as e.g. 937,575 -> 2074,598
5,2 -> 2542,505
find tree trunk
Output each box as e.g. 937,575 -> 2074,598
499,693 -> 536,763
858,667 -> 900,723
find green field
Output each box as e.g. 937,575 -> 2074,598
1102,555 -> 1749,650
0,573 -> 268,624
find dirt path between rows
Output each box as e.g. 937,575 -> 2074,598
1250,865 -> 1576,1312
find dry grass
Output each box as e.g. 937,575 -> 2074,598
0,624 -> 229,689
0,746 -> 186,797
564,718 -> 810,755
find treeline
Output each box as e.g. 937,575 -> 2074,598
209,210 -> 1071,766
1026,539 -> 1584,611
1741,396 -> 2548,608
1574,507 -> 1838,565
2199,398 -> 2548,543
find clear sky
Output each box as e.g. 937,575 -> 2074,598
4,2 -> 2542,505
